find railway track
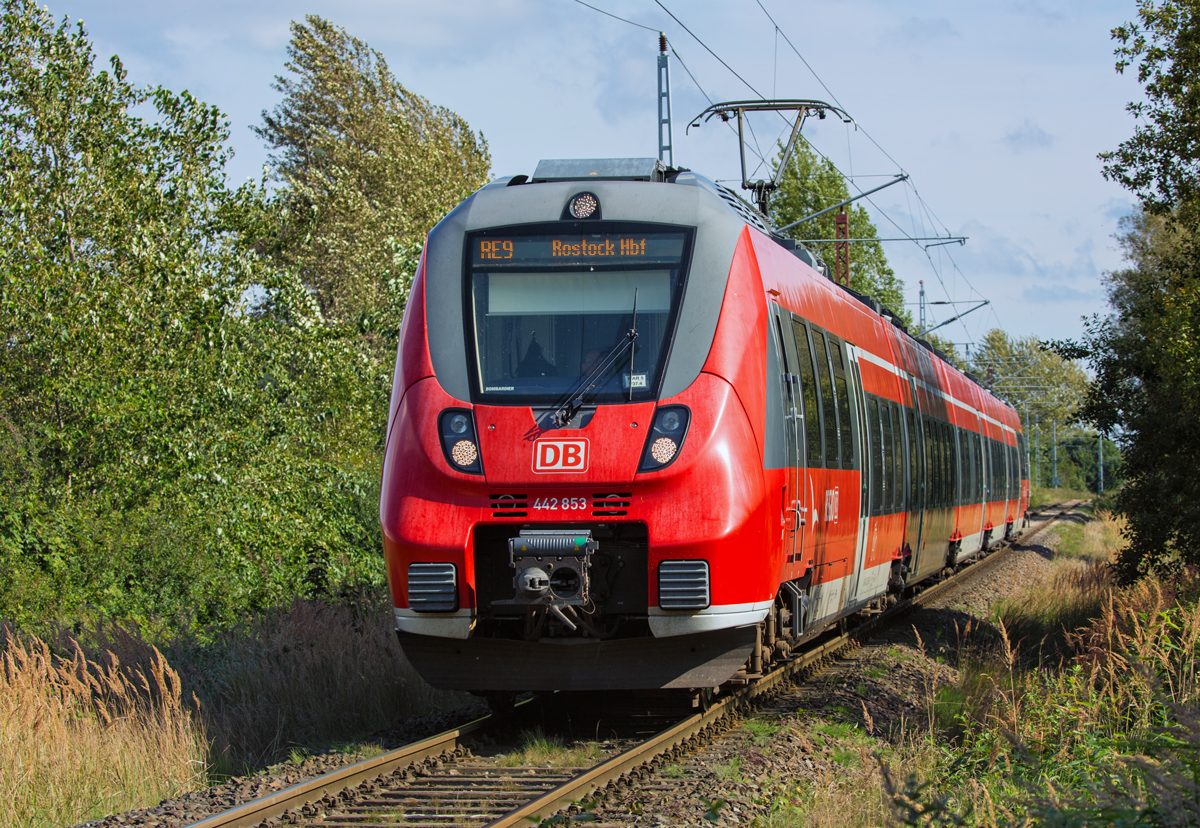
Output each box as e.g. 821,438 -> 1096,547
188,501 -> 1081,828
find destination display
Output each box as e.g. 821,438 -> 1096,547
472,232 -> 687,267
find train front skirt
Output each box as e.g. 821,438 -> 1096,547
396,626 -> 757,692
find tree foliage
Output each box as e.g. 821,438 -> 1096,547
1074,210 -> 1200,579
967,330 -> 1115,493
770,138 -> 907,316
255,15 -> 490,345
968,330 -> 1089,427
1101,0 -> 1200,227
0,1 -> 458,632
1061,0 -> 1200,579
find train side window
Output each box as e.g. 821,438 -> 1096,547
986,439 -> 993,500
811,331 -> 839,467
893,404 -> 905,513
964,432 -> 974,504
942,422 -> 952,508
991,440 -> 999,501
896,404 -> 908,514
952,425 -> 961,507
792,319 -> 822,467
936,420 -> 945,504
1009,443 -> 1016,499
945,424 -> 953,507
999,441 -> 1005,499
892,405 -> 902,513
1000,442 -> 1007,500
1017,434 -> 1026,484
867,397 -> 883,516
1017,432 -> 1027,484
977,434 -> 986,502
829,340 -> 855,468
923,417 -> 936,508
883,405 -> 902,513
998,439 -> 1008,496
936,422 -> 945,506
881,402 -> 894,513
908,408 -> 920,510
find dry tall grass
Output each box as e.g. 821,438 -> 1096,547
178,594 -> 475,773
2,590 -> 475,826
994,510 -> 1125,661
878,509 -> 1200,825
0,625 -> 208,828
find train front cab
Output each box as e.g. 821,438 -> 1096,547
381,168 -> 787,693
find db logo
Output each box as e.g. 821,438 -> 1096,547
533,439 -> 589,473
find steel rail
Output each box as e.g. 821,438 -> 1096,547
184,703 -> 524,828
483,500 -> 1080,826
187,501 -> 1079,828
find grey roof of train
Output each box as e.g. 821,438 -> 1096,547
436,160 -> 1012,416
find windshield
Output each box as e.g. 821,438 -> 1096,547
467,224 -> 692,404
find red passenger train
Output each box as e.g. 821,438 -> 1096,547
380,157 -> 1029,695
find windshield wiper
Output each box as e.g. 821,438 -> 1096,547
553,289 -> 639,427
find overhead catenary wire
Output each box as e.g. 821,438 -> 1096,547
564,0 -> 773,170
570,0 -> 659,32
571,0 -> 997,348
747,0 -> 1002,343
653,0 -> 766,100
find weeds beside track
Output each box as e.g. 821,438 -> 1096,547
179,504 -> 1082,828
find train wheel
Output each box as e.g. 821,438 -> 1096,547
692,687 -> 718,712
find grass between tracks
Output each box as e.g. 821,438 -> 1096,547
0,588 -> 473,828
763,508 -> 1200,827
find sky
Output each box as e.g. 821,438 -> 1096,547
63,0 -> 1144,349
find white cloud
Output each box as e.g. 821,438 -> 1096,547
1003,119 -> 1055,152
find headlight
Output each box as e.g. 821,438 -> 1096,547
438,409 -> 482,474
568,192 -> 600,219
639,405 -> 690,471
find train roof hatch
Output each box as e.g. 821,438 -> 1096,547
531,157 -> 669,182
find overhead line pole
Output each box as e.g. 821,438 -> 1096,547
657,33 -> 674,167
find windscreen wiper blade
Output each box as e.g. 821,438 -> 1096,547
553,290 -> 639,427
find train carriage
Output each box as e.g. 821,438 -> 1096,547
380,157 -> 1029,695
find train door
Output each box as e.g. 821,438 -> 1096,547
770,308 -> 803,568
904,376 -> 926,580
844,344 -> 872,609
791,317 -> 822,570
970,418 -> 986,547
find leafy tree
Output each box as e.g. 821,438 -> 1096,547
255,15 -> 491,348
964,330 -> 1115,493
968,330 -> 1089,428
1101,0 -> 1200,228
0,0 -> 395,630
770,138 -> 907,316
1052,0 -> 1200,578
1071,208 -> 1200,578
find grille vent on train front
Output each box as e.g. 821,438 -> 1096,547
407,562 -> 457,613
714,184 -> 771,234
489,493 -> 528,518
592,492 -> 631,516
658,560 -> 710,610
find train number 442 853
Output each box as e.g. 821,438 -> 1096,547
531,497 -> 588,510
